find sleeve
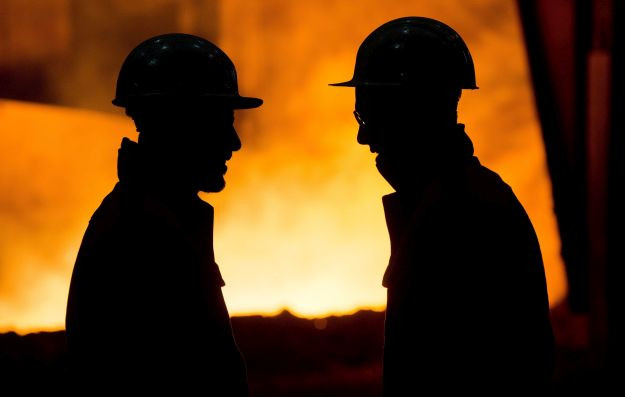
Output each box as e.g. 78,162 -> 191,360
472,197 -> 555,391
66,214 -> 133,379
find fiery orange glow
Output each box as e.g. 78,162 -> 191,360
0,0 -> 566,333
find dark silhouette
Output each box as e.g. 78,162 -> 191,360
2,303 -> 595,396
65,34 -> 262,395
331,17 -> 555,395
2,310 -> 385,397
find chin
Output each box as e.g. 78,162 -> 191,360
198,176 -> 226,193
376,162 -> 401,192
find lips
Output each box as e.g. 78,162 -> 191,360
213,160 -> 227,174
203,159 -> 228,174
371,146 -> 383,160
375,152 -> 390,169
223,152 -> 232,173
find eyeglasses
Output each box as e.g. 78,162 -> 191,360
353,110 -> 366,127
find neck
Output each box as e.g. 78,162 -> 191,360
118,137 -> 199,205
390,123 -> 474,196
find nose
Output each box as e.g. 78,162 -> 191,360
357,125 -> 369,145
231,126 -> 242,152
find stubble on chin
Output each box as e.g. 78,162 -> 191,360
198,176 -> 226,193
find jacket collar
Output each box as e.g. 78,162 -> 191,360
380,130 -> 481,288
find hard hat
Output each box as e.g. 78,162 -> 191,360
330,17 -> 478,90
113,33 -> 263,109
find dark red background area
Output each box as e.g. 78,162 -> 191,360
0,305 -> 597,395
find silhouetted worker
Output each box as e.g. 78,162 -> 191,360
331,17 -> 554,395
65,34 -> 262,395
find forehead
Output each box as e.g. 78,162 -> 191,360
171,99 -> 235,115
355,86 -> 410,111
130,98 -> 235,119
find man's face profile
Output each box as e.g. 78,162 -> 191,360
133,100 -> 241,193
355,86 -> 420,190
354,85 -> 459,191
177,103 -> 240,193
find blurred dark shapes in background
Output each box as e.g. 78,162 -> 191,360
0,0 -> 219,111
1,311 -> 384,396
519,0 -> 624,391
0,306 -> 607,395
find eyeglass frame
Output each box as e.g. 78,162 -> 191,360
353,110 -> 366,127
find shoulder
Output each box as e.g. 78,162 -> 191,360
462,159 -> 517,210
81,182 -> 157,250
88,183 -> 124,229
460,159 -> 537,237
77,183 -> 128,248
72,185 -> 128,282
464,161 -> 541,248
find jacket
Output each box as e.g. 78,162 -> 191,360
65,137 -> 248,395
381,153 -> 554,395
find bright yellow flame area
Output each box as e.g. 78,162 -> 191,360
0,0 -> 567,333
214,0 -> 567,316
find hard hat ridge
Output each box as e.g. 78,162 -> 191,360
331,17 -> 478,90
113,33 -> 263,109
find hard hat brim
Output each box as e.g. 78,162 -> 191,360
112,93 -> 263,109
328,80 -> 356,87
329,79 -> 402,87
329,79 -> 478,89
228,95 -> 264,109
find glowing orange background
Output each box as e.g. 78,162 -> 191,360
0,0 -> 566,333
